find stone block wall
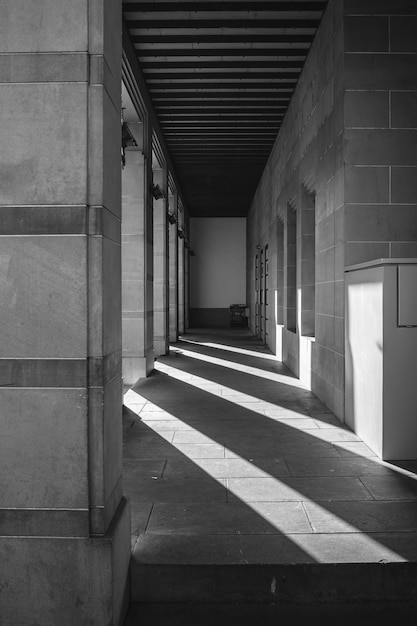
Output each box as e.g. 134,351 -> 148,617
0,1 -> 130,623
247,0 -> 417,420
247,0 -> 344,416
344,0 -> 417,264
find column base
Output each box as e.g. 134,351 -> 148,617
123,354 -> 154,385
154,338 -> 169,357
0,498 -> 131,626
299,335 -> 315,390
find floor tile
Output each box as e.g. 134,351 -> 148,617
123,459 -> 166,479
225,444 -> 342,460
272,442 -> 344,458
124,426 -> 175,443
264,407 -> 311,418
359,475 -> 417,501
304,500 -> 417,533
335,442 -> 377,457
227,476 -> 372,502
172,443 -> 225,459
126,477 -> 227,504
314,413 -> 345,427
304,428 -> 360,443
132,532 -> 415,565
143,420 -> 201,432
172,431 -> 219,444
286,456 -> 397,477
163,457 -> 290,479
146,501 -> 312,535
267,418 -> 320,430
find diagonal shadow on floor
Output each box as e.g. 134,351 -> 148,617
123,329 -> 417,603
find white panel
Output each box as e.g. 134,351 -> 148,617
190,218 -> 246,308
398,265 -> 417,326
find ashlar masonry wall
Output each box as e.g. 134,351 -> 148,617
247,0 -> 417,421
247,0 -> 345,417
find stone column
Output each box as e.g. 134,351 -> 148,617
168,191 -> 179,342
0,1 -> 130,624
153,166 -> 169,356
275,217 -> 285,359
298,185 -> 316,337
298,185 -> 316,388
184,238 -> 190,330
284,203 -> 297,333
122,121 -> 154,382
178,235 -> 185,335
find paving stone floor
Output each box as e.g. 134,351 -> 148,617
122,328 -> 417,608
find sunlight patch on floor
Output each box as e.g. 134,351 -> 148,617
123,384 -> 408,561
156,360 -> 293,414
180,337 -> 278,361
170,345 -> 306,388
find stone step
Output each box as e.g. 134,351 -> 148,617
130,533 -> 417,604
124,601 -> 417,626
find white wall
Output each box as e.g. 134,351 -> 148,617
190,218 -> 246,308
345,260 -> 417,460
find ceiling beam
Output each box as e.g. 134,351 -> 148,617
135,48 -> 310,57
155,98 -> 291,104
128,19 -> 320,28
123,2 -> 327,12
160,121 -> 282,126
157,111 -> 285,117
164,134 -> 278,139
152,89 -> 293,98
148,83 -> 296,90
144,72 -> 301,80
133,35 -> 315,44
140,60 -> 304,69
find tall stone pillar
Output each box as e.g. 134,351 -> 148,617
298,185 -> 316,388
0,1 -> 130,624
184,238 -> 190,330
153,166 -> 169,356
168,191 -> 179,342
298,185 -> 316,337
178,236 -> 186,335
122,121 -> 154,382
284,203 -> 297,333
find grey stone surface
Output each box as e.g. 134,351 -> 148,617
125,601 -> 417,626
124,329 -> 417,606
1,2 -> 128,622
0,388 -> 88,509
0,498 -> 130,626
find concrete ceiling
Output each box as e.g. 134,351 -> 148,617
122,0 -> 328,217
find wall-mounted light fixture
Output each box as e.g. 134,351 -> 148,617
184,241 -> 195,256
167,212 -> 177,225
178,228 -> 184,239
121,122 -> 137,167
151,183 -> 164,200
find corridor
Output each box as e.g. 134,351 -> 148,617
123,329 -> 417,614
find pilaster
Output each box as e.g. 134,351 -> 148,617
153,166 -> 169,356
0,1 -> 130,623
168,191 -> 179,342
122,120 -> 154,383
